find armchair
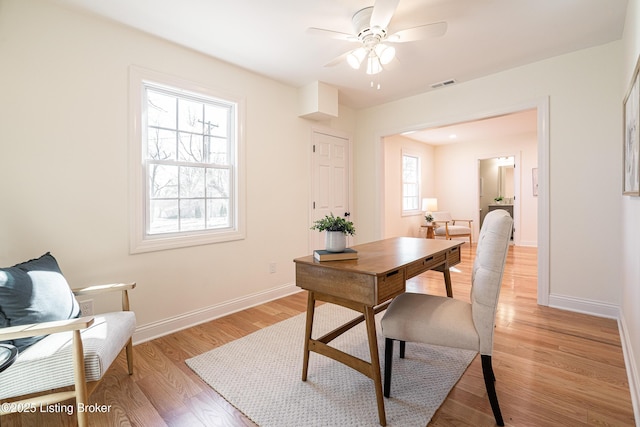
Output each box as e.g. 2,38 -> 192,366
0,257 -> 135,427
432,211 -> 473,245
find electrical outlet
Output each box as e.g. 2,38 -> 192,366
79,299 -> 94,316
269,262 -> 277,274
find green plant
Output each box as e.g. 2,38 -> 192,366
425,213 -> 434,223
494,196 -> 503,202
310,213 -> 355,236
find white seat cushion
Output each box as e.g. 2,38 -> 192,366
434,225 -> 471,236
381,292 -> 479,352
0,311 -> 136,399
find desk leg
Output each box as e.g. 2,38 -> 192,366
364,306 -> 387,426
302,291 -> 316,381
443,266 -> 453,298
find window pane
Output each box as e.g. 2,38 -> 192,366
207,136 -> 228,164
178,132 -> 204,163
207,199 -> 230,229
403,157 -> 417,181
147,90 -> 176,129
204,104 -> 229,138
178,98 -> 203,133
150,164 -> 178,198
148,129 -> 177,161
180,166 -> 205,198
206,168 -> 229,197
180,199 -> 206,231
149,199 -> 179,234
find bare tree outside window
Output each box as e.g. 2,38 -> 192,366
144,86 -> 235,235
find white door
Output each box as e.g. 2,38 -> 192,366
310,130 -> 351,252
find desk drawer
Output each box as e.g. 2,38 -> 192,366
406,253 -> 446,278
448,246 -> 461,265
377,269 -> 405,304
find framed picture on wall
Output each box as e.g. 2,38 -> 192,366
623,55 -> 640,196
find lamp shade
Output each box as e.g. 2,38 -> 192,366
374,43 -> 395,65
366,54 -> 382,75
347,47 -> 366,69
421,198 -> 438,212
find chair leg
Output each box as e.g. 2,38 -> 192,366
72,330 -> 89,427
384,338 -> 393,398
125,337 -> 134,375
481,355 -> 504,426
399,340 -> 406,358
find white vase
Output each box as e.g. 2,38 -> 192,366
325,231 -> 346,252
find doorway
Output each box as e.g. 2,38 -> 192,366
381,105 -> 545,301
479,156 -> 516,241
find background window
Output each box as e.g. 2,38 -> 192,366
402,153 -> 420,212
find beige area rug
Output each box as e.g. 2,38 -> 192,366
186,304 -> 476,426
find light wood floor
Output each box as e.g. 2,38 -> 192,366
2,245 -> 635,426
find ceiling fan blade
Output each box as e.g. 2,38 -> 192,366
324,51 -> 351,67
306,27 -> 357,42
370,0 -> 399,29
388,21 -> 447,42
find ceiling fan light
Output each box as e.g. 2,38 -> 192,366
376,44 -> 396,65
366,55 -> 382,75
347,48 -> 366,69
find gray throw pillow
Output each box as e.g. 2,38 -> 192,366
0,253 -> 80,351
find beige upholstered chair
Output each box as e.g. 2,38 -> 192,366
432,211 -> 473,245
381,209 -> 513,426
0,283 -> 136,427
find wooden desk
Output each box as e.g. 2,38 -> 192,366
294,237 -> 463,426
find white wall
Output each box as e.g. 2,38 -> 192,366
354,41 -> 623,309
621,0 -> 640,420
0,0 -> 355,341
383,135 -> 435,238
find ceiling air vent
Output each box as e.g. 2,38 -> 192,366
430,79 -> 457,89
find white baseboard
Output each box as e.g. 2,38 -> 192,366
132,282 -> 301,344
547,293 -> 620,319
618,308 -> 640,426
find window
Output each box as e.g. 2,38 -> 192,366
402,152 -> 420,213
130,67 -> 245,253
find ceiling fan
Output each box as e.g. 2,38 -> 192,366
308,0 -> 447,75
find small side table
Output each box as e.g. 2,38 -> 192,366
0,343 -> 18,373
421,224 -> 435,239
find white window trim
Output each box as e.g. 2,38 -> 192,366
401,150 -> 421,216
129,66 -> 246,253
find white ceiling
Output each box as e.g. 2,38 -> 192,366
403,108 -> 538,145
52,0 -> 628,110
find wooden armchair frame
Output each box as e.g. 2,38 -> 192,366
434,217 -> 473,245
0,283 -> 135,427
